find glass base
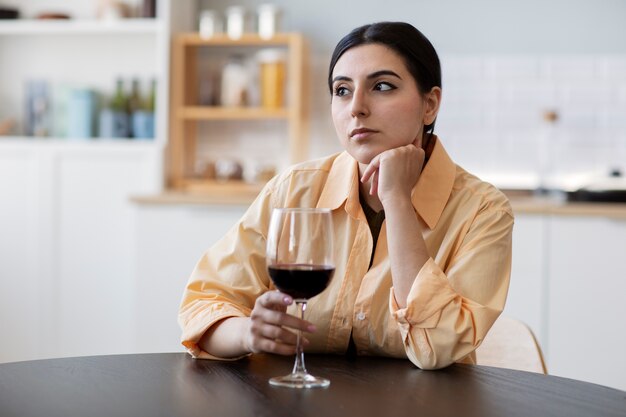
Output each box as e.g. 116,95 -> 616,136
269,371 -> 330,389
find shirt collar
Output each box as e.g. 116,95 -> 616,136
317,151 -> 361,219
411,136 -> 456,229
317,136 -> 456,229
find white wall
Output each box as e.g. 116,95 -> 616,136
197,0 -> 626,178
200,0 -> 626,54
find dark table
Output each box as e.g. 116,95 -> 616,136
0,353 -> 624,417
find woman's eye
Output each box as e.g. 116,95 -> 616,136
334,86 -> 349,97
374,82 -> 396,92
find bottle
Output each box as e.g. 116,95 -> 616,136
67,88 -> 95,139
257,48 -> 286,108
132,79 -> 156,140
146,79 -> 156,112
221,56 -> 250,107
104,77 -> 130,138
127,78 -> 142,138
225,6 -> 248,40
199,10 -> 222,39
25,80 -> 50,137
257,4 -> 281,40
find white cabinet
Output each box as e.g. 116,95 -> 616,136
0,141 -> 162,362
0,147 -> 42,362
133,203 -> 246,353
0,0 -> 196,362
546,216 -> 626,391
511,212 -> 626,391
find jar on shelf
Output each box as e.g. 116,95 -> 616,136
221,55 -> 250,107
257,4 -> 282,40
215,158 -> 244,181
225,6 -> 249,40
67,88 -> 95,139
199,9 -> 222,39
257,48 -> 286,109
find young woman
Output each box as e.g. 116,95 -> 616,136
178,22 -> 513,370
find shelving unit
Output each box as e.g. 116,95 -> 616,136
0,0 -> 198,364
0,19 -> 162,35
0,0 -> 206,146
0,16 -> 168,144
168,32 -> 308,198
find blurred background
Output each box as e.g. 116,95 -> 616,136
1,0 -> 625,391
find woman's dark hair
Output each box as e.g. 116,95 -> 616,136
328,22 -> 442,136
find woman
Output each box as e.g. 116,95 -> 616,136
178,22 -> 513,370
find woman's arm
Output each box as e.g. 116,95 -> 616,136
178,175 -> 317,360
360,143 -> 429,308
391,208 -> 513,369
361,143 -> 513,369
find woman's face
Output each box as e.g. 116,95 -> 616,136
330,43 -> 437,165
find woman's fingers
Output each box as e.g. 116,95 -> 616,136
257,289 -> 292,310
247,291 -> 316,355
370,169 -> 379,196
360,154 -> 380,183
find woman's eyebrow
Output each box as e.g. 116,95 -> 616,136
331,75 -> 352,84
332,70 -> 402,85
367,70 -> 402,80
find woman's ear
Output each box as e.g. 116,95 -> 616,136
423,86 -> 442,125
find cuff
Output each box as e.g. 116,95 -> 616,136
389,258 -> 458,330
180,304 -> 251,361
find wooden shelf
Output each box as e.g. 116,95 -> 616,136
0,136 -> 161,152
177,106 -> 289,120
177,179 -> 265,201
176,33 -> 299,46
0,19 -> 162,35
168,32 -> 308,196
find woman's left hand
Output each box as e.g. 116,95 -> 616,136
360,143 -> 425,207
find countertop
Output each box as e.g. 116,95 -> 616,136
131,189 -> 626,219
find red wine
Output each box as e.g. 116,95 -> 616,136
268,264 -> 335,300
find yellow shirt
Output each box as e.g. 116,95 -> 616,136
178,137 -> 514,369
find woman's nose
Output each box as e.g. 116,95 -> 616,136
350,90 -> 370,118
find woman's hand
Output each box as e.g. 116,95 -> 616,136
360,143 -> 425,208
244,291 -> 317,355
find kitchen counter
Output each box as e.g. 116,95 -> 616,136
131,190 -> 626,219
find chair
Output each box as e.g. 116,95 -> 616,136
475,316 -> 547,374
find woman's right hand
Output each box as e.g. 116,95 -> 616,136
245,291 -> 317,355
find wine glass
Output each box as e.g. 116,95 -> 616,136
266,208 -> 335,388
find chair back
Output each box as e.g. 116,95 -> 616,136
475,316 -> 547,374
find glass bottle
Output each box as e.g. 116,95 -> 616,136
132,79 -> 156,140
221,55 -> 249,107
199,10 -> 222,39
127,78 -> 142,137
225,6 -> 247,40
257,4 -> 281,40
109,78 -> 130,138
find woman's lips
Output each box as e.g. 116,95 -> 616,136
350,128 -> 378,141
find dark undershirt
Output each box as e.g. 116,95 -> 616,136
346,193 -> 386,357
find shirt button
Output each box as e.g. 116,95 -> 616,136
356,312 -> 366,321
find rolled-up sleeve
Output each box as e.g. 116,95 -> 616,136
390,208 -> 513,369
177,182 -> 277,360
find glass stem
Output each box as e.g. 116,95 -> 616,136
292,301 -> 308,375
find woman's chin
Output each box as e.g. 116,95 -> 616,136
347,149 -> 378,165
